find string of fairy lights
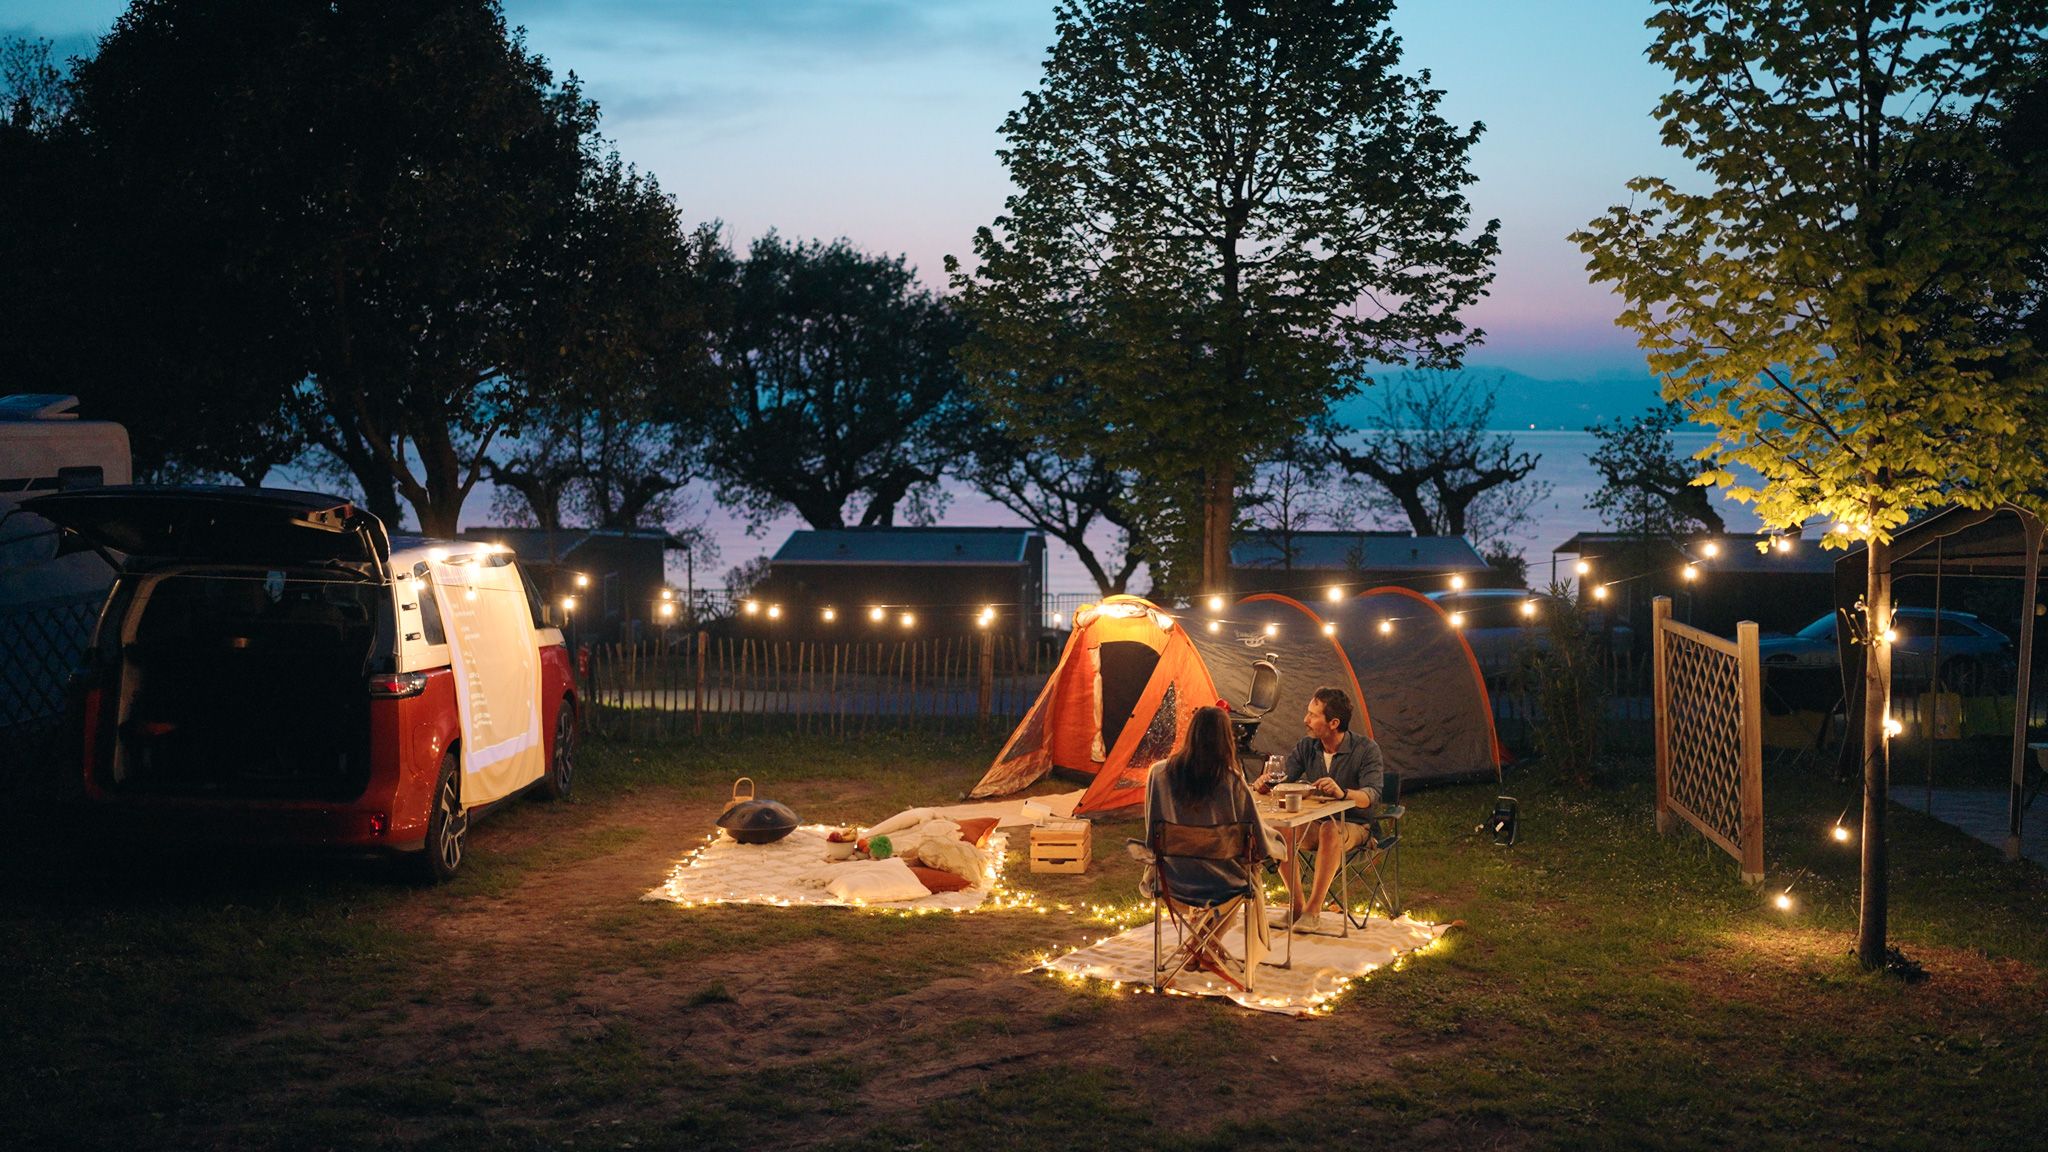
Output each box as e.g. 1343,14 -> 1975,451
654,823 -> 1439,1013
715,526 -> 1828,639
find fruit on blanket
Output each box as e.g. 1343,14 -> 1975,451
868,834 -> 893,860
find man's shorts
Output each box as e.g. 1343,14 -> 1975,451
1335,819 -> 1371,853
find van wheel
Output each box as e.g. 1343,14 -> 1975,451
540,697 -> 575,802
417,752 -> 467,883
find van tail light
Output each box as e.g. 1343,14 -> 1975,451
368,671 -> 429,699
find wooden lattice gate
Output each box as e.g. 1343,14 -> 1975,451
1651,596 -> 1765,884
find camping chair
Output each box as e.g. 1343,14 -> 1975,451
1336,771 -> 1405,928
1150,820 -> 1262,994
1229,660 -> 1281,753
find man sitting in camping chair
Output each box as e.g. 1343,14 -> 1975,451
1253,686 -> 1384,930
1139,707 -> 1278,992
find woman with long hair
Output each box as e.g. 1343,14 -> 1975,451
1142,705 -> 1274,982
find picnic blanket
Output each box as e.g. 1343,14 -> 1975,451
644,824 -> 1010,912
1042,910 -> 1450,1016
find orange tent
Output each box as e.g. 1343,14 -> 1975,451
968,596 -> 1219,815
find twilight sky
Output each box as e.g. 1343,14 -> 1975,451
7,0 -> 1677,383
4,1 -> 1723,584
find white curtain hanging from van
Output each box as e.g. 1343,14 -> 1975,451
429,553 -> 545,806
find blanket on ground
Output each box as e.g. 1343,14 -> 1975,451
644,824 -> 1008,912
1041,911 -> 1450,1017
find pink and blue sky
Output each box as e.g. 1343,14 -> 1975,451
8,0 -> 1676,383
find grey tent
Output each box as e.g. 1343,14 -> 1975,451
1186,590 -> 1500,787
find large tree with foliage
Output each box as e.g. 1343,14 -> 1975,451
704,234 -> 966,531
953,0 -> 1497,596
56,0 -> 708,533
1575,0 -> 2048,969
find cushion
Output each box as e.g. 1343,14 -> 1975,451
866,807 -> 940,837
823,858 -> 930,903
917,836 -> 989,888
954,817 -> 1000,848
907,865 -> 971,894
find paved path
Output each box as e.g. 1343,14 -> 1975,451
1890,786 -> 2048,869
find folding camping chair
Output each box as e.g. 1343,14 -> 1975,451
1229,660 -> 1282,754
1150,820 -> 1262,994
1336,771 -> 1404,928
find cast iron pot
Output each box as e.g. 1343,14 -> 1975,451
716,777 -> 799,844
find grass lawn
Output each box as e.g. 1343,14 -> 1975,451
3,727 -> 2045,1151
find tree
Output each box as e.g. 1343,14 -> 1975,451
1574,1 -> 2048,969
959,415 -> 1152,595
62,0 -> 710,533
1326,372 -> 1549,558
1237,434 -> 1347,571
2,36 -> 70,132
953,0 -> 1497,596
704,234 -> 966,531
1587,402 -> 1726,542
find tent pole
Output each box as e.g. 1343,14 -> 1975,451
2006,514 -> 2042,862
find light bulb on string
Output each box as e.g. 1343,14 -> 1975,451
1449,574 -> 1466,591
869,606 -> 886,623
1326,586 -> 1344,603
1593,585 -> 1609,601
1207,595 -> 1224,612
1575,560 -> 1591,576
822,607 -> 837,623
1702,541 -> 1720,558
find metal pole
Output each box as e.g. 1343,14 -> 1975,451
2007,517 -> 2041,861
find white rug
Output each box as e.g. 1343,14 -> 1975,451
1041,910 -> 1451,1016
930,789 -> 1084,828
643,824 -> 1009,912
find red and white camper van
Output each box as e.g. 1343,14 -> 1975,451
28,486 -> 578,881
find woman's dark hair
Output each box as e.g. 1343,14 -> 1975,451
1312,686 -> 1352,732
1164,705 -> 1238,805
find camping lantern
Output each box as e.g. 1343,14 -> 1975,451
1480,796 -> 1518,846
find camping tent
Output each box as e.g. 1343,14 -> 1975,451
1185,593 -> 1370,754
1186,590 -> 1500,786
972,591 -> 1499,815
1326,588 -> 1500,784
968,596 -> 1220,815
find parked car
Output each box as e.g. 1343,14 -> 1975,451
1425,588 -> 1632,679
28,486 -> 578,881
1757,607 -> 2014,687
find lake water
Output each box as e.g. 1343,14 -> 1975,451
672,428 -> 1762,599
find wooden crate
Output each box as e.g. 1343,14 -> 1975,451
1029,818 -> 1092,874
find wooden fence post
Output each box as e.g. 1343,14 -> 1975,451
1737,619 -> 1765,885
1653,596 -> 1673,837
978,630 -> 995,732
694,630 -> 707,738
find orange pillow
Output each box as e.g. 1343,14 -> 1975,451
908,865 -> 972,894
954,817 -> 1000,848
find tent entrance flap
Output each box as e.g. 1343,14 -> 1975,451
1098,639 -> 1162,758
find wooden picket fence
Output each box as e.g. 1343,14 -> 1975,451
579,633 -> 1065,740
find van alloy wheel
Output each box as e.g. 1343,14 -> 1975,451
417,752 -> 467,883
542,699 -> 575,801
434,773 -> 467,874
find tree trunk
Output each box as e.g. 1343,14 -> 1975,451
1202,460 -> 1235,594
1857,533 -> 1893,969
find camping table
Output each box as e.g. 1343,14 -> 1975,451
1253,794 -> 1356,969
